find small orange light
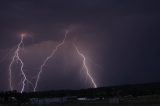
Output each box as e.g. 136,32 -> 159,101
21,33 -> 26,38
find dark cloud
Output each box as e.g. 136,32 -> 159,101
0,0 -> 160,91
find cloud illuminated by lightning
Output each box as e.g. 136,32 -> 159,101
34,31 -> 68,92
9,34 -> 33,93
74,44 -> 97,88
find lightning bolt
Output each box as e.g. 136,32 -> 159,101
34,31 -> 68,92
74,45 -> 97,88
9,34 -> 33,93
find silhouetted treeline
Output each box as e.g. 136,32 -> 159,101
1,82 -> 160,100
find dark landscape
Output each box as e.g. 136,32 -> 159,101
1,82 -> 160,106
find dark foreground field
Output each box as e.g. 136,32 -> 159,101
1,82 -> 160,106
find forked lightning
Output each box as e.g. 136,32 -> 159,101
34,31 -> 68,91
74,45 -> 97,88
9,34 -> 33,93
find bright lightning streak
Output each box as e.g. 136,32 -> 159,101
34,31 -> 68,92
74,45 -> 97,88
9,34 -> 32,93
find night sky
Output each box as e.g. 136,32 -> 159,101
0,0 -> 160,92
